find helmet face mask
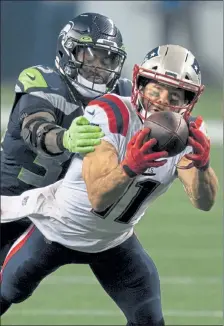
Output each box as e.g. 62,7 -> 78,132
73,44 -> 125,91
55,13 -> 127,101
131,45 -> 205,120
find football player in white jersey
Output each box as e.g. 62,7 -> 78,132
0,45 -> 218,325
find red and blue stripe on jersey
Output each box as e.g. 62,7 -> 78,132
89,94 -> 129,137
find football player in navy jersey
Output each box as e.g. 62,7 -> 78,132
0,12 -> 132,266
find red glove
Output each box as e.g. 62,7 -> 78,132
121,128 -> 168,178
185,121 -> 210,170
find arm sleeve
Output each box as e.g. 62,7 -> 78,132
17,93 -> 56,124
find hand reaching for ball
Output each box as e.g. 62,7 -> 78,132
184,121 -> 210,170
121,128 -> 168,178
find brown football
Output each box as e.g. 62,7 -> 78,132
143,111 -> 189,157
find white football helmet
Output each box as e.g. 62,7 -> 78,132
131,44 -> 205,120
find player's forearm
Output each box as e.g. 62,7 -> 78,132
22,112 -> 65,155
83,144 -> 132,212
28,122 -> 65,154
87,163 -> 131,212
44,128 -> 65,154
180,167 -> 218,211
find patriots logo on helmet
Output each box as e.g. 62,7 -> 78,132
142,47 -> 159,64
191,58 -> 200,75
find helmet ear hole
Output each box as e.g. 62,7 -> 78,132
59,51 -> 63,58
137,76 -> 151,89
152,66 -> 158,70
185,90 -> 196,104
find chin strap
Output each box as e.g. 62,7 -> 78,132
77,74 -> 107,93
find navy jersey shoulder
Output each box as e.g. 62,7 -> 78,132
1,65 -> 84,196
14,65 -> 84,124
112,78 -> 132,97
7,64 -> 85,134
16,65 -> 68,97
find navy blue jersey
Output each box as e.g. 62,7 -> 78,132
1,65 -> 132,195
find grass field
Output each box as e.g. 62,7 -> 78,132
1,86 -> 223,325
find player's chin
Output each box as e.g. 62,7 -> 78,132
149,109 -> 163,114
148,105 -> 166,114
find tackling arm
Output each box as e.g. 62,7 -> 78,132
18,67 -> 103,156
177,156 -> 218,211
22,111 -> 65,155
22,112 -> 103,156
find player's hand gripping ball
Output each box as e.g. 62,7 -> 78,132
143,111 -> 189,157
121,128 -> 168,178
184,120 -> 210,170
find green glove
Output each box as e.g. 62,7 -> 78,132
62,116 -> 105,153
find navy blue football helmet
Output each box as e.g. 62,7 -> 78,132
56,13 -> 127,101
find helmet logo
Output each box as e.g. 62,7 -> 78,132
79,36 -> 93,42
65,40 -> 74,49
191,58 -> 200,75
142,47 -> 159,64
64,66 -> 72,75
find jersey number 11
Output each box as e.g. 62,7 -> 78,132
92,179 -> 160,224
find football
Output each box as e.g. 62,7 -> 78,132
143,111 -> 189,157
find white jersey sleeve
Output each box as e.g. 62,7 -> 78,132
83,94 -> 132,159
1,181 -> 62,223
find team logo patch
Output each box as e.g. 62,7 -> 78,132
191,58 -> 200,75
22,196 -> 29,206
142,47 -> 159,64
25,73 -> 35,81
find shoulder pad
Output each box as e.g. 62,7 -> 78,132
16,65 -> 64,94
17,66 -> 48,92
88,94 -> 130,136
114,78 -> 132,97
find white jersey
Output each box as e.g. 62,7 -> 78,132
1,94 -> 208,253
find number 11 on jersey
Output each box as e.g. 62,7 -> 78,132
92,179 -> 160,224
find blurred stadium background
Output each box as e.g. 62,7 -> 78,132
1,1 -> 223,325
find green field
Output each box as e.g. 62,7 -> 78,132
1,86 -> 223,325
